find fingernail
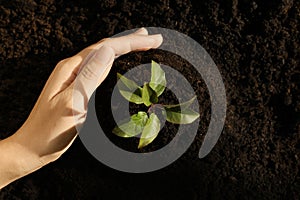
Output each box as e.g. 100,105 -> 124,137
150,34 -> 163,40
135,27 -> 147,34
149,34 -> 163,47
93,46 -> 114,66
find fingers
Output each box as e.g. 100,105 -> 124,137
75,27 -> 162,61
74,45 -> 115,100
134,27 -> 148,35
72,29 -> 163,100
74,27 -> 151,61
47,28 -> 163,101
105,33 -> 163,56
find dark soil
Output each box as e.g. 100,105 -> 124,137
0,0 -> 299,199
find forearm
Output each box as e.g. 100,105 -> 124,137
0,131 -> 43,189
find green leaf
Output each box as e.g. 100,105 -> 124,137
149,61 -> 166,97
163,96 -> 199,124
119,90 -> 143,104
163,96 -> 197,111
138,113 -> 161,149
131,111 -> 148,126
142,83 -> 158,106
164,108 -> 199,124
112,111 -> 148,137
117,73 -> 143,104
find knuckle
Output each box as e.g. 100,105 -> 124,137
81,66 -> 98,80
57,58 -> 69,66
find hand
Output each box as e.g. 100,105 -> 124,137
0,28 -> 163,188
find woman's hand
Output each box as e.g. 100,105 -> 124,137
0,28 -> 163,188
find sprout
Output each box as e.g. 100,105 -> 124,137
113,61 -> 199,149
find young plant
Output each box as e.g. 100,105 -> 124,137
112,61 -> 200,149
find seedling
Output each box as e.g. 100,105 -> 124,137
112,61 -> 200,149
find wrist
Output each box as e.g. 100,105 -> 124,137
0,130 -> 44,188
9,131 -> 44,171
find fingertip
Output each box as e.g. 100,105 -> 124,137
149,34 -> 163,48
134,27 -> 148,35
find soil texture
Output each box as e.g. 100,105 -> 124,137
0,0 -> 299,199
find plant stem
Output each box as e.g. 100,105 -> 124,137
147,104 -> 164,115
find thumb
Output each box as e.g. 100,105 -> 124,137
74,45 -> 115,100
